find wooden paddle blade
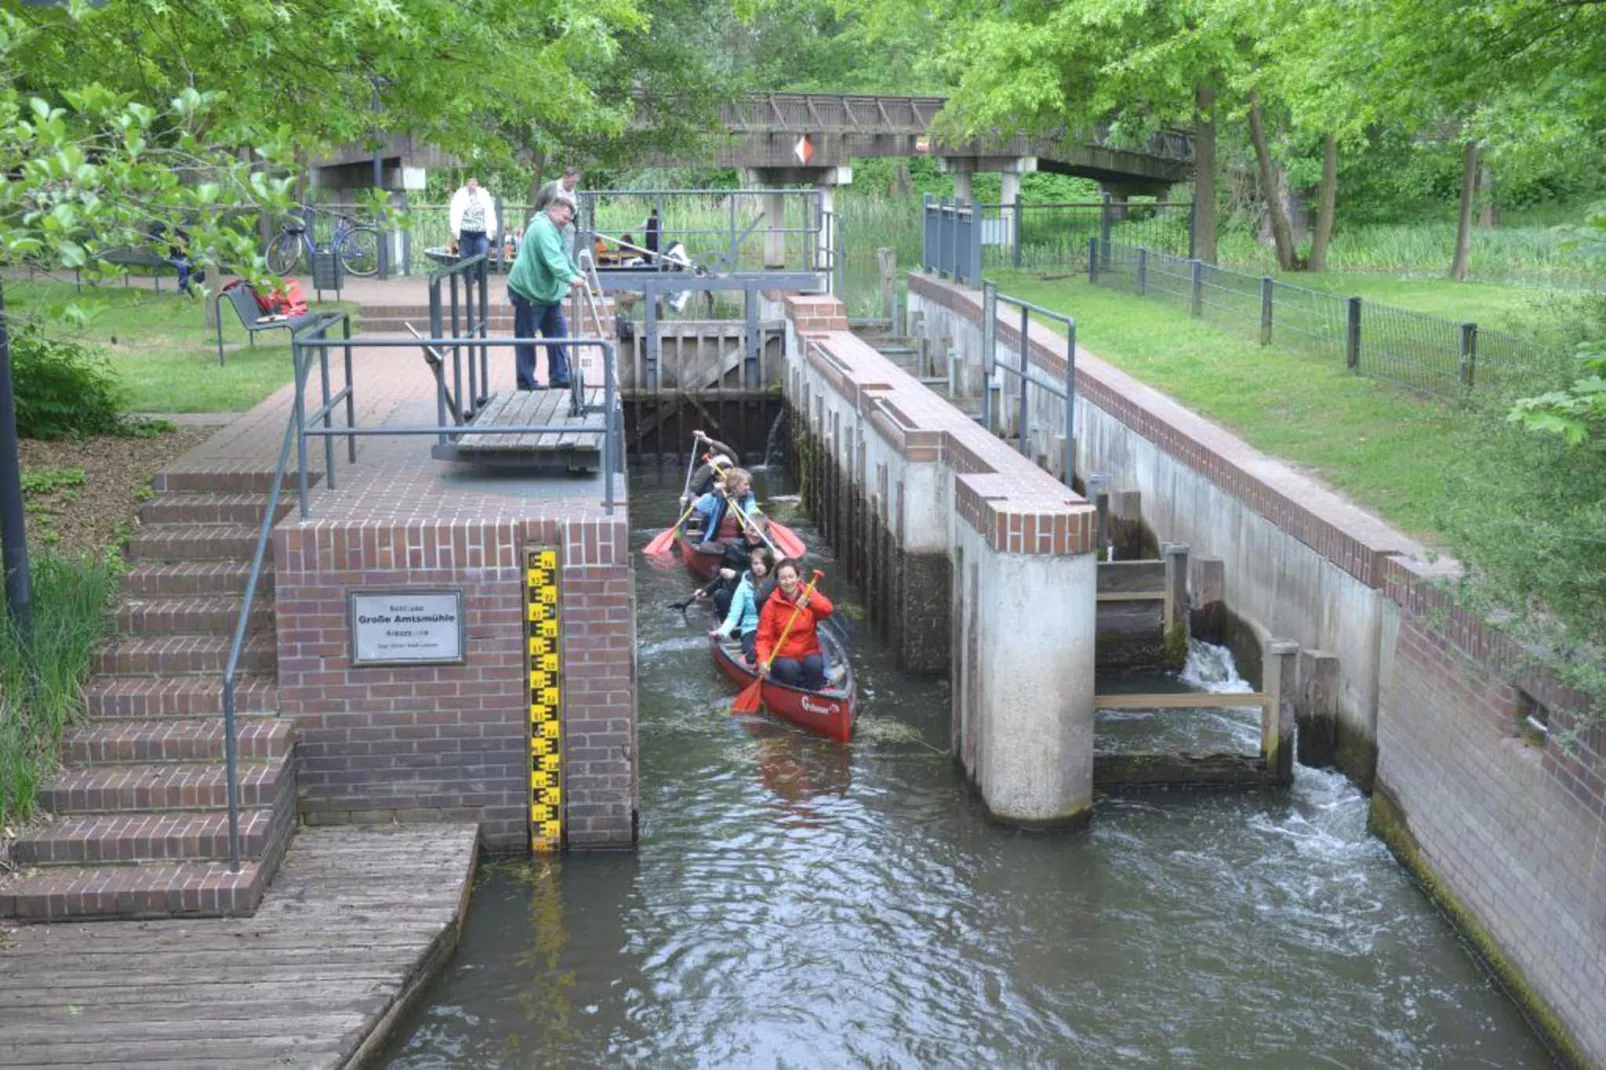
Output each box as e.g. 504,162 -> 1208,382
732,675 -> 765,714
642,527 -> 678,556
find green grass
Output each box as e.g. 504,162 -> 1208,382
1265,271 -> 1554,335
0,554 -> 120,828
988,270 -> 1498,541
6,280 -> 357,413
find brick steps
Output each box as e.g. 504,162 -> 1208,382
9,807 -> 278,866
112,595 -> 273,637
0,860 -> 268,921
37,759 -> 286,814
0,472 -> 300,923
61,717 -> 292,763
128,524 -> 261,563
84,676 -> 278,718
122,562 -> 272,597
139,492 -> 292,526
92,634 -> 276,676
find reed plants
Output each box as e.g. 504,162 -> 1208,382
0,553 -> 119,828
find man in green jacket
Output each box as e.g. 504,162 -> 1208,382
507,194 -> 585,389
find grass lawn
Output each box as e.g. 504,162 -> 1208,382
1266,270 -> 1564,338
6,279 -> 358,413
987,269 -> 1512,543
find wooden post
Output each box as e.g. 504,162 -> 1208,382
1263,639 -> 1299,785
1162,542 -> 1189,665
1111,489 -> 1144,560
877,247 -> 897,330
1188,556 -> 1226,645
1296,649 -> 1340,768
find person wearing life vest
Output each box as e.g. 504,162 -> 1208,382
690,467 -> 763,558
755,558 -> 834,690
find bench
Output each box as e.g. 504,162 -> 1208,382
101,246 -> 182,290
214,284 -> 317,366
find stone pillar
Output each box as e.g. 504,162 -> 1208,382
999,170 -> 1022,207
951,170 -> 973,204
742,169 -> 789,269
967,543 -> 1098,826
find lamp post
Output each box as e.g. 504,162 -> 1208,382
0,281 -> 32,636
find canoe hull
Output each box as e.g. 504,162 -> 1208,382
679,521 -> 808,580
710,631 -> 857,743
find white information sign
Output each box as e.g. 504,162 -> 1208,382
348,589 -> 466,666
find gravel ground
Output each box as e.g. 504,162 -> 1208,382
17,426 -> 220,559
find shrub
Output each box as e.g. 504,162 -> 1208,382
9,321 -> 126,440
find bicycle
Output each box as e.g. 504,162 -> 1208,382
265,209 -> 381,277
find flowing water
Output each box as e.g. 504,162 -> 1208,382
384,474 -> 1554,1069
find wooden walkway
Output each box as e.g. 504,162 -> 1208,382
448,388 -> 606,469
0,824 -> 478,1069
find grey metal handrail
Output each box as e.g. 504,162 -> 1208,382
218,310 -> 346,872
981,280 -> 1077,486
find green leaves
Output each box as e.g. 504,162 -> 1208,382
1508,347 -> 1606,448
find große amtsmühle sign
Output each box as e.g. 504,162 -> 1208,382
348,589 -> 466,666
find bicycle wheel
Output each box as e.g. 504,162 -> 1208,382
338,226 -> 381,277
266,233 -> 303,275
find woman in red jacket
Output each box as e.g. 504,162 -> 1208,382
755,558 -> 834,691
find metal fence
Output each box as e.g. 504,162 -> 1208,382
984,198 -> 1194,270
981,281 -> 1077,485
1087,239 -> 1560,399
922,195 -> 983,285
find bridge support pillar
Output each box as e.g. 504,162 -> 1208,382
742,166 -> 852,274
999,171 -> 1022,208
937,156 -> 1037,207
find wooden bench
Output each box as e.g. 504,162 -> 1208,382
214,284 -> 317,366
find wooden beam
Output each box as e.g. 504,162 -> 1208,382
1094,691 -> 1270,711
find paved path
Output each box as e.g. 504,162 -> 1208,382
0,824 -> 478,1069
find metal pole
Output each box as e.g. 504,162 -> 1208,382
645,278 -> 659,392
1460,321 -> 1477,388
343,314 -> 356,463
1260,276 -> 1274,345
294,340 -> 310,519
1018,304 -> 1030,457
1100,193 -> 1112,269
603,341 -> 617,514
1012,193 -> 1023,270
1137,247 -> 1148,296
222,675 -> 240,871
1088,236 -> 1098,283
1346,297 -> 1362,372
0,283 -> 32,636
449,271 -> 462,416
981,281 -> 997,433
1189,260 -> 1203,317
479,258 -> 491,405
318,323 -> 334,489
1063,318 -> 1077,487
744,282 -> 760,391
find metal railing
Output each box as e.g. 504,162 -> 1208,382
1085,238 -> 1562,399
922,195 -> 983,286
218,309 -> 350,871
979,281 -> 1077,485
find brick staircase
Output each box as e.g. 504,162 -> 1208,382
0,473 -> 299,922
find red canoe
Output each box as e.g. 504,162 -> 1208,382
680,521 -> 808,580
710,628 -> 858,743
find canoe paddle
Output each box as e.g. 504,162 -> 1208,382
734,568 -> 824,714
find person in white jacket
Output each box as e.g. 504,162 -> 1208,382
448,178 -> 498,262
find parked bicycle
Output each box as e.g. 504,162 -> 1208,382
265,209 -> 381,277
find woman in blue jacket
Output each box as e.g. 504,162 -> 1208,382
709,547 -> 775,662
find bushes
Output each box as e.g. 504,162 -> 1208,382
9,321 -> 127,440
0,553 -> 119,827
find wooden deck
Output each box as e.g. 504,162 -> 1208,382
0,823 -> 478,1069
443,388 -> 606,469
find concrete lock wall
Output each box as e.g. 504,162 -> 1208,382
906,272 -> 1433,787
782,295 -> 1098,826
906,270 -> 1606,1065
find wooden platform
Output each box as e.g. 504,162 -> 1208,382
0,823 -> 478,1069
437,387 -> 606,470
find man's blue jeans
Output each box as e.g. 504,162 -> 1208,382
511,293 -> 570,390
458,231 -> 489,261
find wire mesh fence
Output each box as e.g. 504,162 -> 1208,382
1087,239 -> 1563,400
985,200 -> 1194,271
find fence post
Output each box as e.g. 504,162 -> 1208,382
1087,236 -> 1099,283
922,193 -> 934,273
1136,247 -> 1148,296
1017,303 -> 1031,457
1012,193 -> 1023,269
1187,200 -> 1197,260
967,200 -> 983,286
1189,259 -> 1203,317
939,196 -> 951,279
1260,276 -> 1274,346
1063,318 -> 1077,487
982,281 -> 997,434
1100,193 -> 1113,262
1459,322 -> 1477,388
1346,297 -> 1362,371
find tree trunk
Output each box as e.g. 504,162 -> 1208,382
526,147 -> 548,208
890,162 -> 914,197
1477,163 -> 1497,228
1192,81 -> 1218,264
1450,139 -> 1478,280
1308,131 -> 1338,272
1247,92 -> 1300,271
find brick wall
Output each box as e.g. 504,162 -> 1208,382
274,515 -> 636,852
1378,563 -> 1606,1064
